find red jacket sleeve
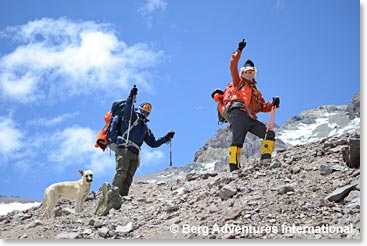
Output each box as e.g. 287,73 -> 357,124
230,50 -> 242,88
259,94 -> 273,112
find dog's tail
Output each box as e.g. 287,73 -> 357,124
38,202 -> 46,212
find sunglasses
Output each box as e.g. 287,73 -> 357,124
244,69 -> 256,75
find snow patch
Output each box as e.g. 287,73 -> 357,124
278,115 -> 360,146
0,202 -> 41,216
198,161 -> 217,173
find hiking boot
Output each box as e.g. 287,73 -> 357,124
229,163 -> 240,172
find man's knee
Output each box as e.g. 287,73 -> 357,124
230,143 -> 243,148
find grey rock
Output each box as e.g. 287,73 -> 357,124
156,181 -> 167,186
24,220 -> 42,229
270,160 -> 282,169
345,197 -> 360,210
219,184 -> 237,200
319,165 -> 335,175
324,182 -> 359,202
55,232 -> 81,239
60,207 -> 75,216
82,229 -> 93,235
342,138 -> 360,168
95,182 -> 122,216
347,92 -> 360,120
116,222 -> 134,233
88,219 -> 96,226
344,190 -> 360,203
291,167 -> 301,174
277,185 -> 294,194
98,227 -> 110,238
243,214 -> 252,219
166,205 -> 179,213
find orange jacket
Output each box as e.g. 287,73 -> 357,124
229,50 -> 272,119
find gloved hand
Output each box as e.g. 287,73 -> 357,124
238,39 -> 247,51
272,96 -> 280,108
129,85 -> 138,98
165,131 -> 175,142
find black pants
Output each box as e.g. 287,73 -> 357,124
230,108 -> 275,147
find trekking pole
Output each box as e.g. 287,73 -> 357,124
260,106 -> 277,161
170,140 -> 173,167
264,105 -> 277,140
169,140 -> 174,191
125,85 -> 137,146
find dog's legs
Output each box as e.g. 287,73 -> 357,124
75,200 -> 81,213
38,190 -> 48,215
75,196 -> 87,213
46,190 -> 58,219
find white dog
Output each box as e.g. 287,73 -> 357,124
39,169 -> 93,219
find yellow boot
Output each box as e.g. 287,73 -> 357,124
260,139 -> 274,165
229,146 -> 242,172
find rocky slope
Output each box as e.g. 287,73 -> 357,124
0,132 -> 360,239
0,92 -> 360,240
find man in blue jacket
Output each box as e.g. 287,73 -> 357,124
112,86 -> 175,197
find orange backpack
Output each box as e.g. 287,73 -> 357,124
95,112 -> 112,151
220,83 -> 233,123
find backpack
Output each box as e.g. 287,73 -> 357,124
95,100 -> 128,152
216,83 -> 233,124
95,111 -> 112,151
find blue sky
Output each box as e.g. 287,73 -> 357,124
0,0 -> 361,200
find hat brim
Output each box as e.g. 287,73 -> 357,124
211,89 -> 224,98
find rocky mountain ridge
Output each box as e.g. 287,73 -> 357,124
169,92 -> 360,175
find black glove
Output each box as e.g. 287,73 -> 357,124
129,85 -> 138,99
272,96 -> 280,108
238,39 -> 247,51
165,131 -> 175,142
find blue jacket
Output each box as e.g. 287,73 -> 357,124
116,96 -> 167,154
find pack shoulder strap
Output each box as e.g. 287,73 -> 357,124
121,117 -> 140,140
231,81 -> 255,119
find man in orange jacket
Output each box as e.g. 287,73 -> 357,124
226,39 -> 280,172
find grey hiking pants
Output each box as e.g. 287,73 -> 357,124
230,108 -> 275,147
112,147 -> 140,196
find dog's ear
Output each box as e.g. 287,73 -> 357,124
78,169 -> 84,176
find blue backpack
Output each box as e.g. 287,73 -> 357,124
95,100 -> 128,152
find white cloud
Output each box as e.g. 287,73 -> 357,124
45,125 -> 167,173
0,17 -> 164,103
47,126 -> 92,162
27,112 -> 79,127
0,115 -> 166,173
140,0 -> 167,13
0,117 -> 23,157
88,151 -> 115,175
140,147 -> 166,167
44,125 -> 114,174
138,0 -> 167,27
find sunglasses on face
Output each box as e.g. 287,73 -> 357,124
244,69 -> 256,75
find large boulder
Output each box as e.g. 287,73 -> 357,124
347,92 -> 360,120
342,138 -> 360,168
95,182 -> 122,216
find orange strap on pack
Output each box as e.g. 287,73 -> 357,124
266,106 -> 277,133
